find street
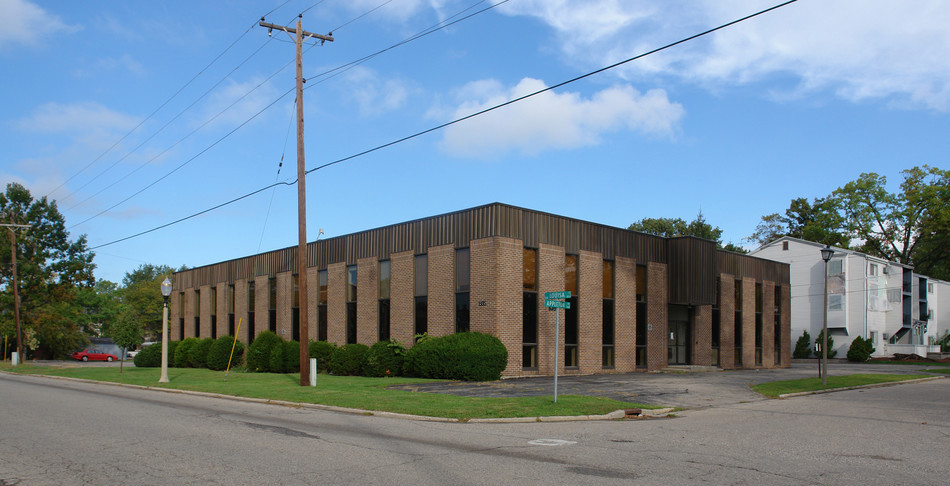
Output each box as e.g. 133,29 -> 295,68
1,371 -> 948,485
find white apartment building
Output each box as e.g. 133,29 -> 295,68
751,237 -> 948,358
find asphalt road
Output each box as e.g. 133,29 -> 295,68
1,370 -> 947,485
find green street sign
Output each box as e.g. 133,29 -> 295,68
544,291 -> 571,300
544,299 -> 570,309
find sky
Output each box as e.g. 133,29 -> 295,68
2,0 -> 949,285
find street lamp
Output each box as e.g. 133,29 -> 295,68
159,277 -> 172,383
819,245 -> 834,386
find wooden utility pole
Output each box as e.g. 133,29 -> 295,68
2,223 -> 31,363
259,16 -> 333,386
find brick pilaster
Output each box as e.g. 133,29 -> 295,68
199,285 -> 212,339
646,262 -> 668,371
538,243 -> 566,376
357,257 -> 379,345
427,244 -> 456,338
578,250 -> 603,374
234,279 -> 249,343
277,272 -> 293,341
781,283 -> 791,367
614,256 -> 637,372
327,263 -> 346,346
253,276 -> 269,339
719,275 -> 735,369
762,282 -> 775,369
692,305 -> 713,366
742,277 -> 756,368
390,251 -> 415,347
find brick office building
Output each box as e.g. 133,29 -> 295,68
169,203 -> 790,377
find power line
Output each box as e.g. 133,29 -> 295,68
89,0 -> 798,250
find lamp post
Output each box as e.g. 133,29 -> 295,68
819,245 -> 834,386
159,278 -> 172,383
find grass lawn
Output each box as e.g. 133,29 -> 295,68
752,373 -> 927,398
927,368 -> 950,375
867,360 -> 950,367
2,363 -> 653,420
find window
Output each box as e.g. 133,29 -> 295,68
179,291 -> 185,341
755,283 -> 762,366
711,278 -> 720,366
455,248 -> 470,333
318,270 -> 328,341
929,283 -> 935,294
636,265 -> 647,368
734,280 -> 742,367
292,275 -> 300,342
829,259 -> 844,276
564,254 -> 578,368
887,288 -> 902,305
869,264 -> 878,276
782,241 -> 789,251
523,248 -> 538,369
602,260 -> 615,368
346,265 -> 357,344
414,255 -> 428,336
268,277 -> 277,333
194,289 -> 200,338
210,287 -> 217,339
247,281 -> 255,343
774,285 -> 781,366
829,294 -> 844,311
379,260 -> 391,342
228,284 -> 235,336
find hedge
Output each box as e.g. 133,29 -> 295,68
174,337 -> 200,368
308,340 -> 336,373
188,337 -> 215,368
246,331 -> 283,372
207,335 -> 245,371
405,332 -> 507,381
269,340 -> 300,374
328,343 -> 369,376
132,342 -> 161,368
363,339 -> 407,377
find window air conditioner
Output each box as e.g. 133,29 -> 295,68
882,267 -> 889,274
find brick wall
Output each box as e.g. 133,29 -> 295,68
390,251 -> 415,347
327,263 -> 346,345
719,274 -> 735,369
427,244 -> 455,338
741,277 -> 756,368
357,257 -> 379,346
614,256 -> 636,372
277,272 -> 292,340
234,279 -> 249,343
215,283 -> 227,338
691,305 -> 713,366
762,282 -> 775,369
578,250 -> 603,374
470,238 -> 495,337
538,243 -> 566,376
253,276 -> 269,340
169,292 -> 181,339
646,262 -> 668,371
304,267 -> 318,344
199,285 -> 212,339
780,282 -> 791,367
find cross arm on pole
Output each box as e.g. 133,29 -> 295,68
259,20 -> 334,43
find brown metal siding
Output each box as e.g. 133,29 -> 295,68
668,237 -> 717,305
174,203 -> 785,290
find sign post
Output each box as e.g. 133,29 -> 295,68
544,291 -> 571,403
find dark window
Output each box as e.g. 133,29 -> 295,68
735,279 -> 743,367
346,265 -> 357,344
523,248 -> 538,369
228,284 -> 235,336
564,254 -> 578,368
415,255 -> 428,337
774,285 -> 781,365
292,275 -> 300,342
455,249 -> 470,333
318,270 -> 328,342
379,261 -> 391,342
194,289 -> 200,338
210,287 -> 217,339
635,265 -> 647,368
248,281 -> 256,344
179,292 -> 185,341
602,260 -> 615,368
755,282 -> 762,366
268,277 -> 277,333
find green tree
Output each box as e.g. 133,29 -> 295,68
107,304 -> 143,373
0,183 -> 96,359
629,211 -> 746,253
119,264 -> 176,338
747,197 -> 849,248
793,330 -> 812,359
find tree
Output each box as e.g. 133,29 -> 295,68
108,304 -> 143,373
629,211 -> 746,253
119,264 -> 176,338
793,330 -> 811,359
0,183 -> 96,359
747,197 -> 849,248
834,166 -> 950,279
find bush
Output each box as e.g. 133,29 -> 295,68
166,340 -> 179,367
132,342 -> 162,368
793,330 -> 811,359
308,340 -> 336,373
174,337 -> 200,368
405,332 -> 507,381
847,336 -> 876,362
328,343 -> 369,376
269,340 -> 300,374
207,335 -> 245,371
814,329 -> 837,358
188,337 -> 215,368
246,331 -> 283,372
363,339 -> 407,377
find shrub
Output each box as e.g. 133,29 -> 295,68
405,332 -> 507,381
246,331 -> 283,372
328,343 -> 369,376
188,337 -> 215,368
132,342 -> 162,368
174,337 -> 200,368
847,336 -> 876,362
166,340 -> 179,366
269,340 -> 300,374
363,339 -> 407,377
793,330 -> 811,359
207,335 -> 245,371
308,340 -> 336,373
814,329 -> 837,358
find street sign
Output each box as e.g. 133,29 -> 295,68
544,291 -> 571,300
544,299 -> 570,309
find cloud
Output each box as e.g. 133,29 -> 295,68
498,0 -> 950,111
437,77 -> 684,158
17,101 -> 139,138
341,66 -> 413,116
193,78 -> 281,129
0,0 -> 80,50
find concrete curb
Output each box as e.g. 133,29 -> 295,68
778,375 -> 945,398
1,370 -> 662,423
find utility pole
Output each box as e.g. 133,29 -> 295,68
259,16 -> 333,386
2,223 -> 31,364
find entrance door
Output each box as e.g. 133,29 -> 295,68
668,320 -> 690,365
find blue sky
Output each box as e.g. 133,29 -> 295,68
2,0 -> 948,284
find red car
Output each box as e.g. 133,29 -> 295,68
71,348 -> 118,362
